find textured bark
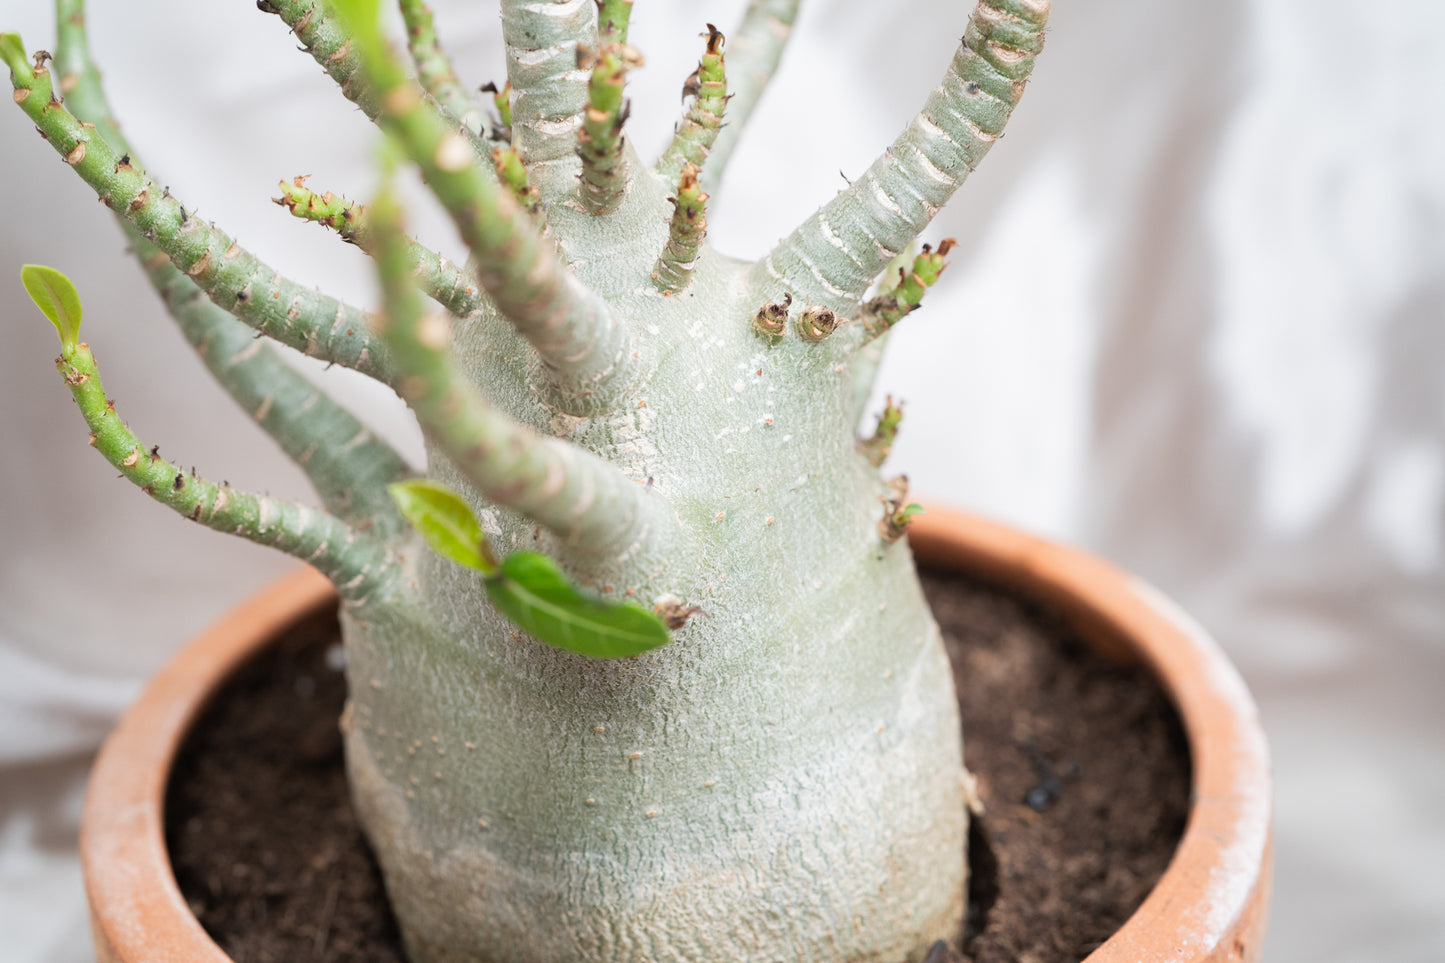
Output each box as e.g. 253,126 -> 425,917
757,0 -> 1047,312
340,244 -> 966,960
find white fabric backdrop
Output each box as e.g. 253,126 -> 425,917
1,1 -> 1441,960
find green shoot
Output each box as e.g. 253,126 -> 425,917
389,479 -> 498,576
20,265 -> 83,348
391,479 -> 672,658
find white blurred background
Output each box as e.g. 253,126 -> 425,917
2,1 -> 1442,959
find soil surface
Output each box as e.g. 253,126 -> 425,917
166,568 -> 1190,963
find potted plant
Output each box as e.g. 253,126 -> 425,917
3,0 -> 1270,960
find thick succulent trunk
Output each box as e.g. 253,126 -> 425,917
342,536 -> 963,962
337,194 -> 968,961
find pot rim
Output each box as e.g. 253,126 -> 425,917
909,506 -> 1272,963
81,505 -> 1271,963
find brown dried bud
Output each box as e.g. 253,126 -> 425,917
753,293 -> 792,343
796,306 -> 839,343
655,597 -> 704,630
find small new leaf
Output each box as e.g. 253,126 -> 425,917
21,265 -> 83,348
389,479 -> 496,576
0,33 -> 29,81
485,552 -> 670,659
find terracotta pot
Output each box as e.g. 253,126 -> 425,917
81,506 -> 1272,963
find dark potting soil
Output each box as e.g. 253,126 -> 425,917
165,569 -> 1190,963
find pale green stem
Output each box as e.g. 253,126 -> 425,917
258,0 -> 497,159
490,146 -> 541,214
700,0 -> 799,194
357,26 -> 632,408
755,0 -> 1048,312
501,0 -> 594,186
57,341 -> 395,602
370,190 -> 667,557
146,260 -> 413,534
858,394 -> 902,467
845,247 -> 911,423
654,23 -> 727,188
4,61 -> 397,387
576,41 -> 637,215
595,0 -> 632,44
275,178 -> 485,320
851,241 -> 955,345
652,164 -> 707,293
52,0 -> 411,533
398,0 -> 489,136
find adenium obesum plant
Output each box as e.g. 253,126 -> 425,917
5,0 -> 1047,958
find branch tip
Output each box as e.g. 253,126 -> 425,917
758,0 -> 1046,306
576,40 -> 642,215
492,146 -> 540,214
879,476 -> 921,545
653,163 -> 708,293
700,0 -> 800,192
860,239 -> 956,341
860,396 -> 903,467
656,22 -> 727,185
595,0 -> 634,45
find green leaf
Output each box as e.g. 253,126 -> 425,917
388,479 -> 496,575
21,265 -> 83,347
0,33 -> 30,81
485,552 -> 671,659
901,503 -> 926,518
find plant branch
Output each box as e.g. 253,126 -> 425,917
755,0 -> 1047,311
700,0 -> 799,193
275,177 -> 485,320
855,240 -> 955,344
56,341 -> 395,601
258,0 -> 497,160
353,21 -> 633,407
652,164 -> 707,293
595,0 -> 632,44
370,187 -> 666,558
578,1 -> 635,212
655,23 -> 727,188
490,146 -> 541,214
397,0 -> 488,137
3,56 -> 398,387
576,38 -> 640,215
500,0 -> 594,178
144,258 -> 414,534
51,2 -> 411,533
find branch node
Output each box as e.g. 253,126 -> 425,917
653,164 -> 708,293
576,41 -> 642,215
655,23 -> 727,186
879,475 -> 922,545
753,293 -> 792,343
795,305 -> 838,344
859,396 -> 903,467
859,240 -> 955,342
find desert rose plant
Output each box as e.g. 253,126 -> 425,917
4,0 -> 1048,958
